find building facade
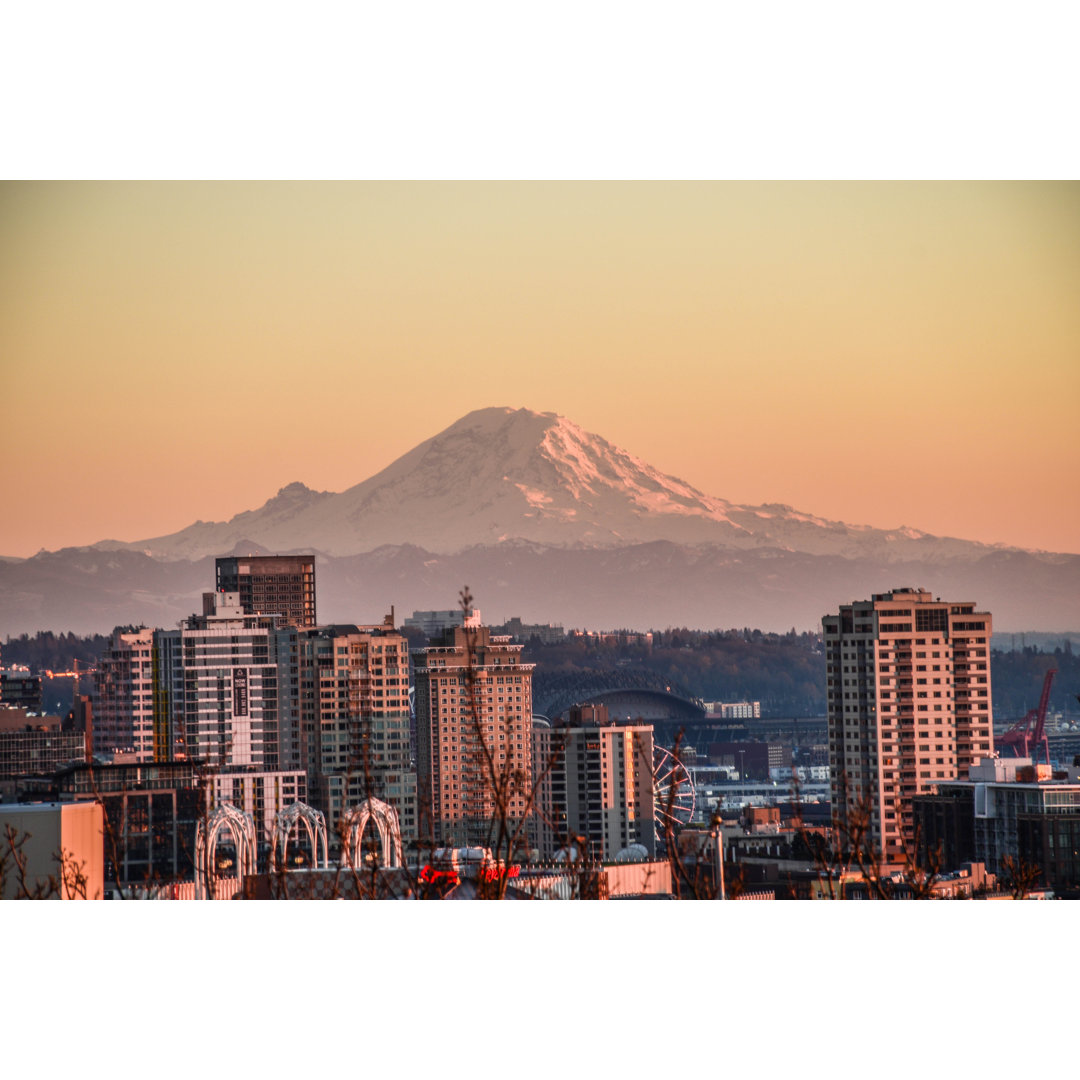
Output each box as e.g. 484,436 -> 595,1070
93,627 -> 157,760
154,592 -> 300,770
704,701 -> 762,720
296,619 -> 417,846
823,587 -> 993,862
0,709 -> 87,800
1,668 -> 43,713
215,555 -> 317,629
414,625 -> 533,848
532,704 -> 655,862
404,607 -> 482,639
208,767 -> 307,857
914,759 -> 1080,897
0,801 -> 104,899
57,760 -> 206,886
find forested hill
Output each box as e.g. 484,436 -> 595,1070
2,631 -> 108,672
989,647 -> 1080,719
524,629 -> 826,717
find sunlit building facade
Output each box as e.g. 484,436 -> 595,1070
823,587 -> 993,862
154,592 -> 300,770
297,618 -> 417,845
414,625 -> 533,847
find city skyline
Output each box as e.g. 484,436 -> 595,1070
2,181 -> 1078,559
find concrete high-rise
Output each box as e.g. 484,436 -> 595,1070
823,587 -> 993,862
413,624 -> 534,848
155,592 -> 300,770
532,704 -> 655,862
215,555 -> 317,629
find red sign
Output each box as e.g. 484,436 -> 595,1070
419,864 -> 520,884
479,864 -> 521,882
419,865 -> 460,886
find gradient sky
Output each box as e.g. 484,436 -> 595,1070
1,181 -> 1077,558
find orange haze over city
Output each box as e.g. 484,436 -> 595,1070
1,180 -> 1077,558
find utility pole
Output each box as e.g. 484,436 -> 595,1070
711,818 -> 725,900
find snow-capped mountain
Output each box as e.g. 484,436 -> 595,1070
5,407 -> 1075,637
89,407 -> 1008,562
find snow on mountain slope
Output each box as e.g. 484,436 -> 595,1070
97,406 -> 1012,562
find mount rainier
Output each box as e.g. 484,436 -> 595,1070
2,407 -> 1076,635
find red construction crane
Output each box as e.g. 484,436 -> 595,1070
995,668 -> 1056,765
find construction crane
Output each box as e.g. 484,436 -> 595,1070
995,668 -> 1056,765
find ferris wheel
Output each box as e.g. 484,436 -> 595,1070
653,745 -> 695,835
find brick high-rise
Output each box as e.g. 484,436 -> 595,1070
414,625 -> 534,848
823,587 -> 993,862
296,617 -> 417,845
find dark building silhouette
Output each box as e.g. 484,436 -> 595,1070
215,555 -> 316,629
1,670 -> 42,713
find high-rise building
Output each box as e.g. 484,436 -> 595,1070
215,555 -> 317,629
94,627 -> 157,760
155,592 -> 300,770
532,704 -> 655,862
413,624 -> 534,848
296,618 -> 417,845
823,587 -> 993,862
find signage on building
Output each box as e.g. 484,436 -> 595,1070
419,865 -> 459,886
480,864 -> 520,882
419,863 -> 520,885
233,667 -> 249,718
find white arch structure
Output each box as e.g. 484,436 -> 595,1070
195,803 -> 257,900
271,802 -> 329,871
342,798 -> 404,869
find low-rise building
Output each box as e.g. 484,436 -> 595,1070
0,667 -> 43,713
0,801 -> 104,899
704,701 -> 761,720
0,709 -> 87,802
914,758 -> 1080,897
404,608 -> 482,639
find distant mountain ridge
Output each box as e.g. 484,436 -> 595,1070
2,407 -> 1076,637
85,407 -> 1017,562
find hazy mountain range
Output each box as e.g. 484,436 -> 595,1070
2,407 -> 1077,636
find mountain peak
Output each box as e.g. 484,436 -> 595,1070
93,406 -> 1016,564
271,481 -> 319,500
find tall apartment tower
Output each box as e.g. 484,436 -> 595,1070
215,555 -> 317,629
823,587 -> 993,862
94,627 -> 157,760
296,618 -> 418,845
155,592 -> 300,769
532,704 -> 656,862
413,625 -> 534,848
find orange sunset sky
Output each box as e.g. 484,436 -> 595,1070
1,180 -> 1077,558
